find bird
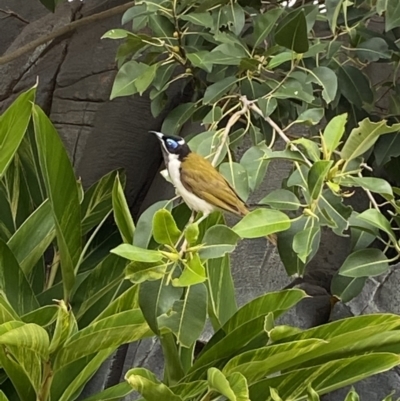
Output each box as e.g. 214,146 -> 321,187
150,131 -> 277,245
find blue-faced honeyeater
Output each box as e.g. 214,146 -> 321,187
151,131 -> 277,245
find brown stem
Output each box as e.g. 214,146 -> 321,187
0,1 -> 135,66
0,8 -> 29,24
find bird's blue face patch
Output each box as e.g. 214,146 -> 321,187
166,138 -> 179,151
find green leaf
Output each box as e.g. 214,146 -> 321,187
173,253 -> 206,287
110,61 -> 150,99
340,119 -> 400,161
203,77 -> 237,105
374,133 -> 400,166
306,67 -> 338,104
112,173 -> 135,244
198,225 -> 240,260
135,64 -> 158,96
111,244 -> 163,263
339,248 -> 390,278
49,300 -> 76,354
296,108 -> 324,126
0,240 -> 39,315
344,388 -> 360,401
356,208 -> 396,242
337,65 -> 373,109
307,161 -> 333,200
79,382 -> 133,401
323,113 -> 347,157
54,310 -> 152,368
207,368 -> 236,400
81,170 -> 120,234
356,38 -> 391,62
248,353 -> 400,401
0,87 -> 35,180
275,9 -> 309,53
158,283 -> 207,348
7,199 -> 55,275
326,0 -> 344,33
125,368 -> 182,401
331,274 -> 366,303
181,12 -> 213,28
385,0 -> 400,31
22,305 -> 58,327
126,261 -> 168,284
206,255 -> 237,330
252,8 -> 284,48
134,200 -> 172,248
152,209 -> 182,247
293,224 -> 321,264
240,145 -> 270,191
219,162 -> 249,202
162,103 -> 197,136
187,52 -> 214,73
32,105 -> 81,298
101,29 -> 135,39
344,177 -> 393,199
259,189 -> 301,211
292,138 -> 320,162
257,98 -> 278,118
139,278 -> 183,334
233,209 -> 291,238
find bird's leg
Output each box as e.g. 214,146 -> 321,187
194,212 -> 209,226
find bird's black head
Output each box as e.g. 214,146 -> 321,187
150,131 -> 191,160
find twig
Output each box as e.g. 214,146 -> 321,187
0,1 -> 135,66
0,8 -> 29,24
211,95 -> 252,167
249,102 -> 313,167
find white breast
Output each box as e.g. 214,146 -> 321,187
167,154 -> 215,216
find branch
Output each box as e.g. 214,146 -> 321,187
0,1 -> 135,66
0,8 -> 29,24
211,95 -> 251,167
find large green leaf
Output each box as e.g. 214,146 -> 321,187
139,277 -> 183,334
112,173 -> 135,244
233,209 -> 291,238
79,382 -> 133,401
81,170 -> 120,235
322,113 -> 347,157
0,240 -> 39,315
339,248 -> 390,278
252,8 -> 284,48
162,103 -> 197,136
158,283 -> 207,348
74,254 -> 127,320
0,87 -> 35,180
125,368 -> 182,401
220,162 -> 249,202
206,255 -> 237,331
307,67 -> 338,104
7,199 -> 55,275
203,77 -> 238,105
111,243 -> 163,263
199,225 -> 240,260
385,0 -> 400,31
307,161 -> 333,200
341,118 -> 400,161
356,208 -> 396,242
275,9 -> 309,53
259,190 -> 300,211
153,209 -> 182,247
240,145 -> 270,191
248,353 -> 400,400
32,105 -> 81,299
54,309 -> 152,369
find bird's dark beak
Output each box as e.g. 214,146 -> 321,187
149,131 -> 164,141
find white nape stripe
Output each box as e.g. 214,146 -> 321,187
167,154 -> 215,216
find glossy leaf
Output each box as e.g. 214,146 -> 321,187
322,113 -> 347,157
0,87 -> 35,180
203,77 -> 237,105
344,177 -> 393,199
240,145 -> 269,191
339,248 -> 390,278
307,161 -> 333,200
134,200 -> 171,248
32,105 -> 81,298
252,8 -> 284,48
293,224 -> 321,264
198,225 -> 240,260
275,9 -> 309,53
173,253 -> 206,286
356,208 -> 396,242
0,240 -> 39,315
7,199 -> 55,275
341,118 -> 400,161
153,209 -> 181,247
112,173 -> 135,243
331,274 -> 366,303
259,189 -> 301,211
233,209 -> 291,238
125,368 -> 182,401
158,283 -> 207,348
111,243 -> 163,263
162,103 -> 197,136
207,368 -> 236,400
219,162 -> 249,202
308,67 -> 338,104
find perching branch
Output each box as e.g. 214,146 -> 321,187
0,8 -> 29,24
0,1 -> 135,66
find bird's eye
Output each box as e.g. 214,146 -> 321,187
166,138 -> 179,150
